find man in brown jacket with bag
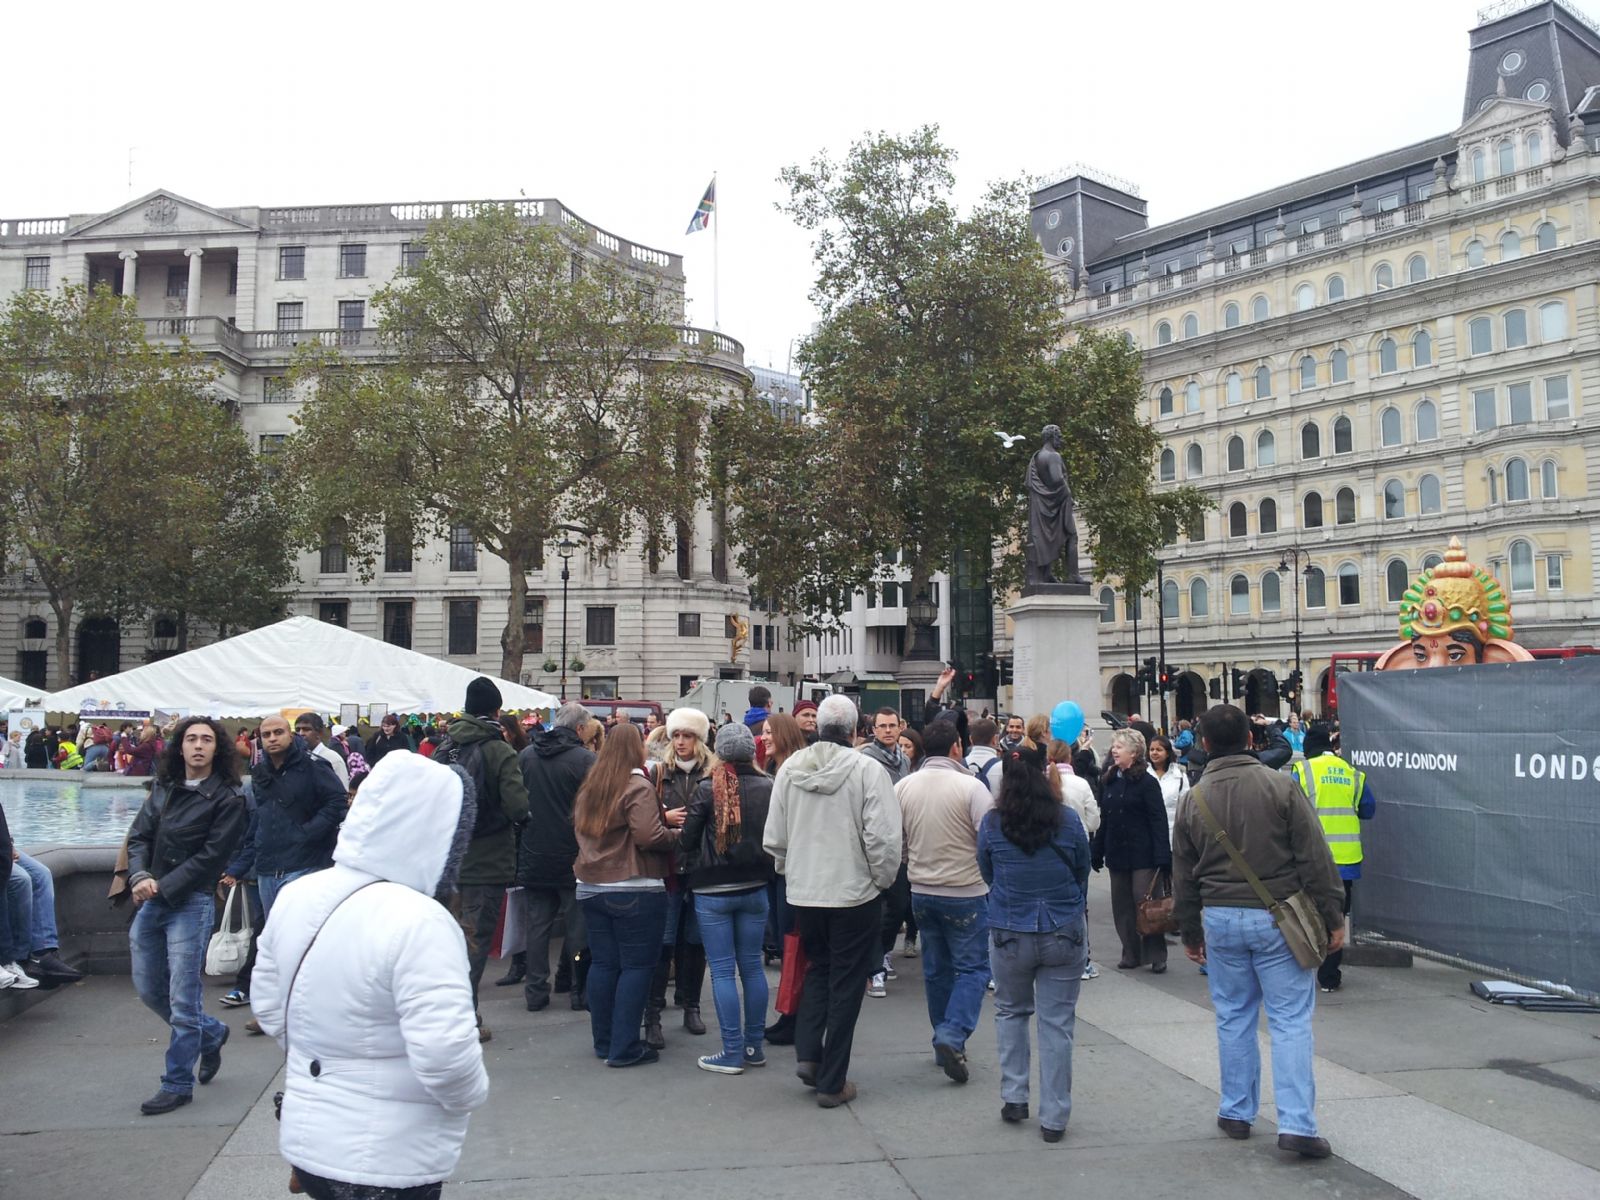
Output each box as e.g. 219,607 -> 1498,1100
1171,705 -> 1345,1160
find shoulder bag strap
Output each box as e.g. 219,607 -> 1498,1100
1191,784 -> 1279,911
283,880 -> 381,1051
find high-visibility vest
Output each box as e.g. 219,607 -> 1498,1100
1293,754 -> 1364,866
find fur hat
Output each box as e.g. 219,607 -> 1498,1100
714,721 -> 756,763
665,707 -> 710,742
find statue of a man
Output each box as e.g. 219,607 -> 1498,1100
1025,424 -> 1085,587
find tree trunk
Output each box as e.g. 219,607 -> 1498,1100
177,610 -> 190,652
500,550 -> 529,682
50,595 -> 73,691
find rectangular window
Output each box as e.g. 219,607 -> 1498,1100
25,256 -> 49,290
258,433 -> 287,457
1546,555 -> 1563,591
384,523 -> 413,573
1377,193 -> 1401,211
447,599 -> 478,655
319,528 -> 347,575
383,601 -> 413,649
400,242 -> 427,273
1338,206 -> 1359,224
338,300 -> 365,330
278,245 -> 305,280
318,601 -> 349,628
262,377 -> 292,403
277,302 -> 304,331
1299,216 -> 1321,234
753,625 -> 764,650
448,523 -> 477,572
523,598 -> 545,655
586,606 -> 616,646
228,262 -> 238,295
338,243 -> 367,278
1544,375 -> 1571,419
1473,388 -> 1498,432
677,612 -> 701,637
680,675 -> 698,697
724,614 -> 740,639
165,265 -> 188,299
1507,381 -> 1533,425
1229,238 -> 1250,255
581,677 -> 618,701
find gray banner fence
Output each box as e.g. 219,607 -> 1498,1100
1340,656 -> 1600,1002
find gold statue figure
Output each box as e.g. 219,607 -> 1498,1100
729,614 -> 750,661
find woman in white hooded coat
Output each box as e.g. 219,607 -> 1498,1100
253,750 -> 489,1199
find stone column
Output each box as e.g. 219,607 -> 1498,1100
184,248 -> 204,318
118,251 -> 138,304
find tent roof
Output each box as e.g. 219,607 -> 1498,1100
39,616 -> 559,718
0,673 -> 42,709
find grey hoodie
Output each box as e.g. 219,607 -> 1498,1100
764,740 -> 902,908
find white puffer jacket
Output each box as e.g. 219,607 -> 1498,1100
253,751 -> 490,1188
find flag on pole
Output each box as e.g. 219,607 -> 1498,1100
685,178 -> 716,234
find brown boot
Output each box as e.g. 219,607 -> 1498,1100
816,1081 -> 857,1108
682,1005 -> 706,1035
644,1010 -> 666,1050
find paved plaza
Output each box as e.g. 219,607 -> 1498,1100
4,875 -> 1598,1200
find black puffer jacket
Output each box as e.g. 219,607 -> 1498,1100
1091,767 -> 1171,873
515,726 -> 595,889
126,773 -> 249,905
679,763 -> 774,893
251,736 -> 347,876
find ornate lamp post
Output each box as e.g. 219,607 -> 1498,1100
555,524 -> 591,702
906,589 -> 939,661
1276,549 -> 1315,712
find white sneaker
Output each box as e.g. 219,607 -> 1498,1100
2,962 -> 39,990
986,978 -> 996,992
867,973 -> 887,998
882,953 -> 897,980
1081,962 -> 1101,981
0,963 -> 14,989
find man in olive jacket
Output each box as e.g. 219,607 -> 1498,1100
1171,705 -> 1344,1160
443,677 -> 530,1042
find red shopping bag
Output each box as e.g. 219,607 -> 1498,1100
776,930 -> 808,1015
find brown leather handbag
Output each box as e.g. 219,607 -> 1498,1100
1136,869 -> 1179,936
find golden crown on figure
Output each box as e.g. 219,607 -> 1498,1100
1376,536 -> 1532,670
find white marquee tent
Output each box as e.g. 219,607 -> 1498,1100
39,616 -> 559,718
0,673 -> 41,709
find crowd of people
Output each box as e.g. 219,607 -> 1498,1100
3,669 -> 1370,1198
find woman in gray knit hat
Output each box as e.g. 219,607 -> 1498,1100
678,722 -> 776,1074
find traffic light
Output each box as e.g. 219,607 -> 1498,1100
1277,677 -> 1294,703
1231,667 -> 1247,700
1285,669 -> 1304,703
1139,657 -> 1158,694
1158,663 -> 1175,692
1209,677 -> 1222,701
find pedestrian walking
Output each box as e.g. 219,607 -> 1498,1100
1291,726 -> 1375,992
1092,729 -> 1171,973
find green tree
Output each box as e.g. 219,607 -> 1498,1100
281,208 -> 715,680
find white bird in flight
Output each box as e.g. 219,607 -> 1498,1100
994,431 -> 1026,448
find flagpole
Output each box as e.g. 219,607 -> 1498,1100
712,170 -> 720,331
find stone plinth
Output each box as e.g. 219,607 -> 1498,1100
1007,591 -> 1104,722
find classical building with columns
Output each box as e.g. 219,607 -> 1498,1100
1035,0 -> 1600,721
0,192 -> 754,700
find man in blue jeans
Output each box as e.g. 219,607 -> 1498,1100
1172,705 -> 1346,1159
896,719 -> 995,1084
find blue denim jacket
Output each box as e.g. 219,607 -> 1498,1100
977,808 -> 1091,933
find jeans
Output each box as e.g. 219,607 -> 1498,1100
910,893 -> 991,1053
447,885 -> 503,1014
16,852 -> 58,952
990,919 -> 1087,1133
794,896 -> 882,1096
695,890 -> 770,1057
1202,906 -> 1319,1137
0,870 -> 29,962
1318,881 -> 1354,990
81,744 -> 110,771
581,889 -> 668,1063
130,890 -> 228,1095
258,867 -> 316,920
520,886 -> 588,1005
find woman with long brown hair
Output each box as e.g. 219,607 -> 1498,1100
573,722 -> 683,1067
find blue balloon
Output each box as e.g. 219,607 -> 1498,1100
1049,701 -> 1085,744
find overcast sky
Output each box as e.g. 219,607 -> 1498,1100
9,0 -> 1496,368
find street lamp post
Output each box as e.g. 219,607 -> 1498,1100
1276,549 -> 1314,714
906,590 -> 939,661
555,523 -> 592,703
1156,562 -> 1169,734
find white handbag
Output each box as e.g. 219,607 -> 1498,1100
205,884 -> 253,977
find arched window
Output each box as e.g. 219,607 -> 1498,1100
1162,578 -> 1180,619
1338,562 -> 1361,605
1259,497 -> 1278,533
1184,380 -> 1201,412
1303,491 -> 1324,528
1225,371 -> 1243,405
1327,276 -> 1346,302
1406,255 -> 1428,283
1159,386 -> 1173,416
1230,574 -> 1251,615
1330,348 -> 1349,383
1541,460 -> 1558,499
1251,295 -> 1270,322
1228,502 -> 1247,538
22,617 -> 47,639
1335,486 -> 1356,524
1333,415 -> 1353,454
1497,139 -> 1515,175
1412,329 -> 1433,367
1223,301 -> 1240,329
1159,447 -> 1176,482
1468,316 -> 1492,354
1466,240 -> 1486,268
1386,560 -> 1410,603
1419,473 -> 1442,513
1373,263 -> 1394,291
1383,479 -> 1405,520
1500,230 -> 1522,261
1504,308 -> 1528,348
1189,577 -> 1209,617
1186,443 -> 1204,477
1528,131 -> 1544,165
1301,422 -> 1321,459
1299,355 -> 1317,389
1182,313 -> 1199,339
1305,566 -> 1327,608
1156,320 -> 1172,345
1257,429 -> 1276,466
1423,553 -> 1443,570
1506,457 -> 1530,501
1254,364 -> 1273,399
1509,540 -> 1535,592
1539,301 -> 1568,341
1099,587 -> 1117,623
1294,282 -> 1315,311
1378,337 -> 1398,374
1226,436 -> 1245,472
1470,147 -> 1487,182
1261,570 -> 1282,613
1535,221 -> 1557,251
1380,406 -> 1402,447
1415,398 -> 1438,441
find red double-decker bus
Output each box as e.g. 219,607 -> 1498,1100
1322,646 -> 1600,717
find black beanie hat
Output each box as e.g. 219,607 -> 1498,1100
465,676 -> 503,717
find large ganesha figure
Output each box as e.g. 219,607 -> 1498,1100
1375,536 -> 1534,670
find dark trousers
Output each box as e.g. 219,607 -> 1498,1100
1318,880 -> 1354,990
520,886 -> 587,1006
293,1167 -> 442,1199
794,895 -> 883,1096
448,885 -> 502,1015
234,882 -> 264,993
879,863 -> 912,959
1108,869 -> 1168,968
